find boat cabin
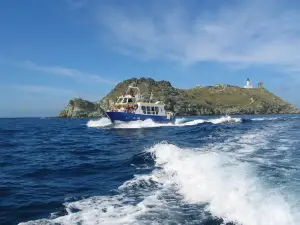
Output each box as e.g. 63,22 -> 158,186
135,103 -> 166,116
111,95 -> 167,116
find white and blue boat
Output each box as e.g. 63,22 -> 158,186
105,86 -> 175,124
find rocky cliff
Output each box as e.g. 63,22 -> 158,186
57,98 -> 105,118
58,77 -> 298,117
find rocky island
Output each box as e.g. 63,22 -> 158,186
58,78 -> 298,118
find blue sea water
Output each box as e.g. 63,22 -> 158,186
1,115 -> 300,225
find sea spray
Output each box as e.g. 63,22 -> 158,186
87,117 -> 112,127
87,116 -> 241,129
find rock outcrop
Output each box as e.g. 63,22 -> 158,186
58,78 -> 299,117
58,98 -> 105,118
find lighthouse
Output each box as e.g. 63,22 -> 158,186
244,78 -> 253,89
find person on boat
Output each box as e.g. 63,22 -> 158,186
130,106 -> 134,113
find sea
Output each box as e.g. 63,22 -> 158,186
1,114 -> 300,225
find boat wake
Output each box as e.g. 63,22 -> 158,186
87,117 -> 113,128
87,116 -> 242,129
20,123 -> 299,225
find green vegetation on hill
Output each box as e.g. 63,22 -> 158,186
58,77 -> 298,118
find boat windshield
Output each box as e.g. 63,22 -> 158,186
116,97 -> 134,104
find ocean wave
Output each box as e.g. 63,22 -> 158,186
86,116 -> 241,129
146,143 -> 296,225
251,117 -> 281,121
20,127 -> 299,225
86,118 -> 112,127
251,116 -> 300,122
207,115 -> 242,124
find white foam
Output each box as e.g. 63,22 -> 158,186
86,118 -> 112,128
20,130 -> 299,225
176,118 -> 205,126
173,117 -> 187,124
113,119 -> 171,129
147,143 -> 297,225
251,117 -> 280,121
112,118 -> 207,128
87,116 -> 240,129
207,115 -> 242,124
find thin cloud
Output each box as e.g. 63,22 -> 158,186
19,60 -> 115,84
21,61 -> 77,77
64,0 -> 88,10
12,84 -> 104,101
12,84 -> 76,95
99,1 -> 300,71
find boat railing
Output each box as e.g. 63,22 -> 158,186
110,102 -> 137,113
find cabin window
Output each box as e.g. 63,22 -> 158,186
117,98 -> 123,103
128,98 -> 133,103
155,107 -> 159,115
122,98 -> 128,103
141,106 -> 146,114
150,107 -> 154,114
146,106 -> 151,114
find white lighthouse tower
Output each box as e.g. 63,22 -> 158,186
244,78 -> 253,89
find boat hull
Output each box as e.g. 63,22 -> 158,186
106,112 -> 174,123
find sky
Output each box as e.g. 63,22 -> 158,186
1,0 -> 300,117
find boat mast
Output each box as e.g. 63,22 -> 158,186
126,85 -> 141,101
149,91 -> 153,103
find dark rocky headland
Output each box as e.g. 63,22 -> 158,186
58,77 -> 299,118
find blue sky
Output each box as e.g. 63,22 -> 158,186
1,0 -> 300,117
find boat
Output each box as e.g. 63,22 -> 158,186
105,85 -> 175,123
